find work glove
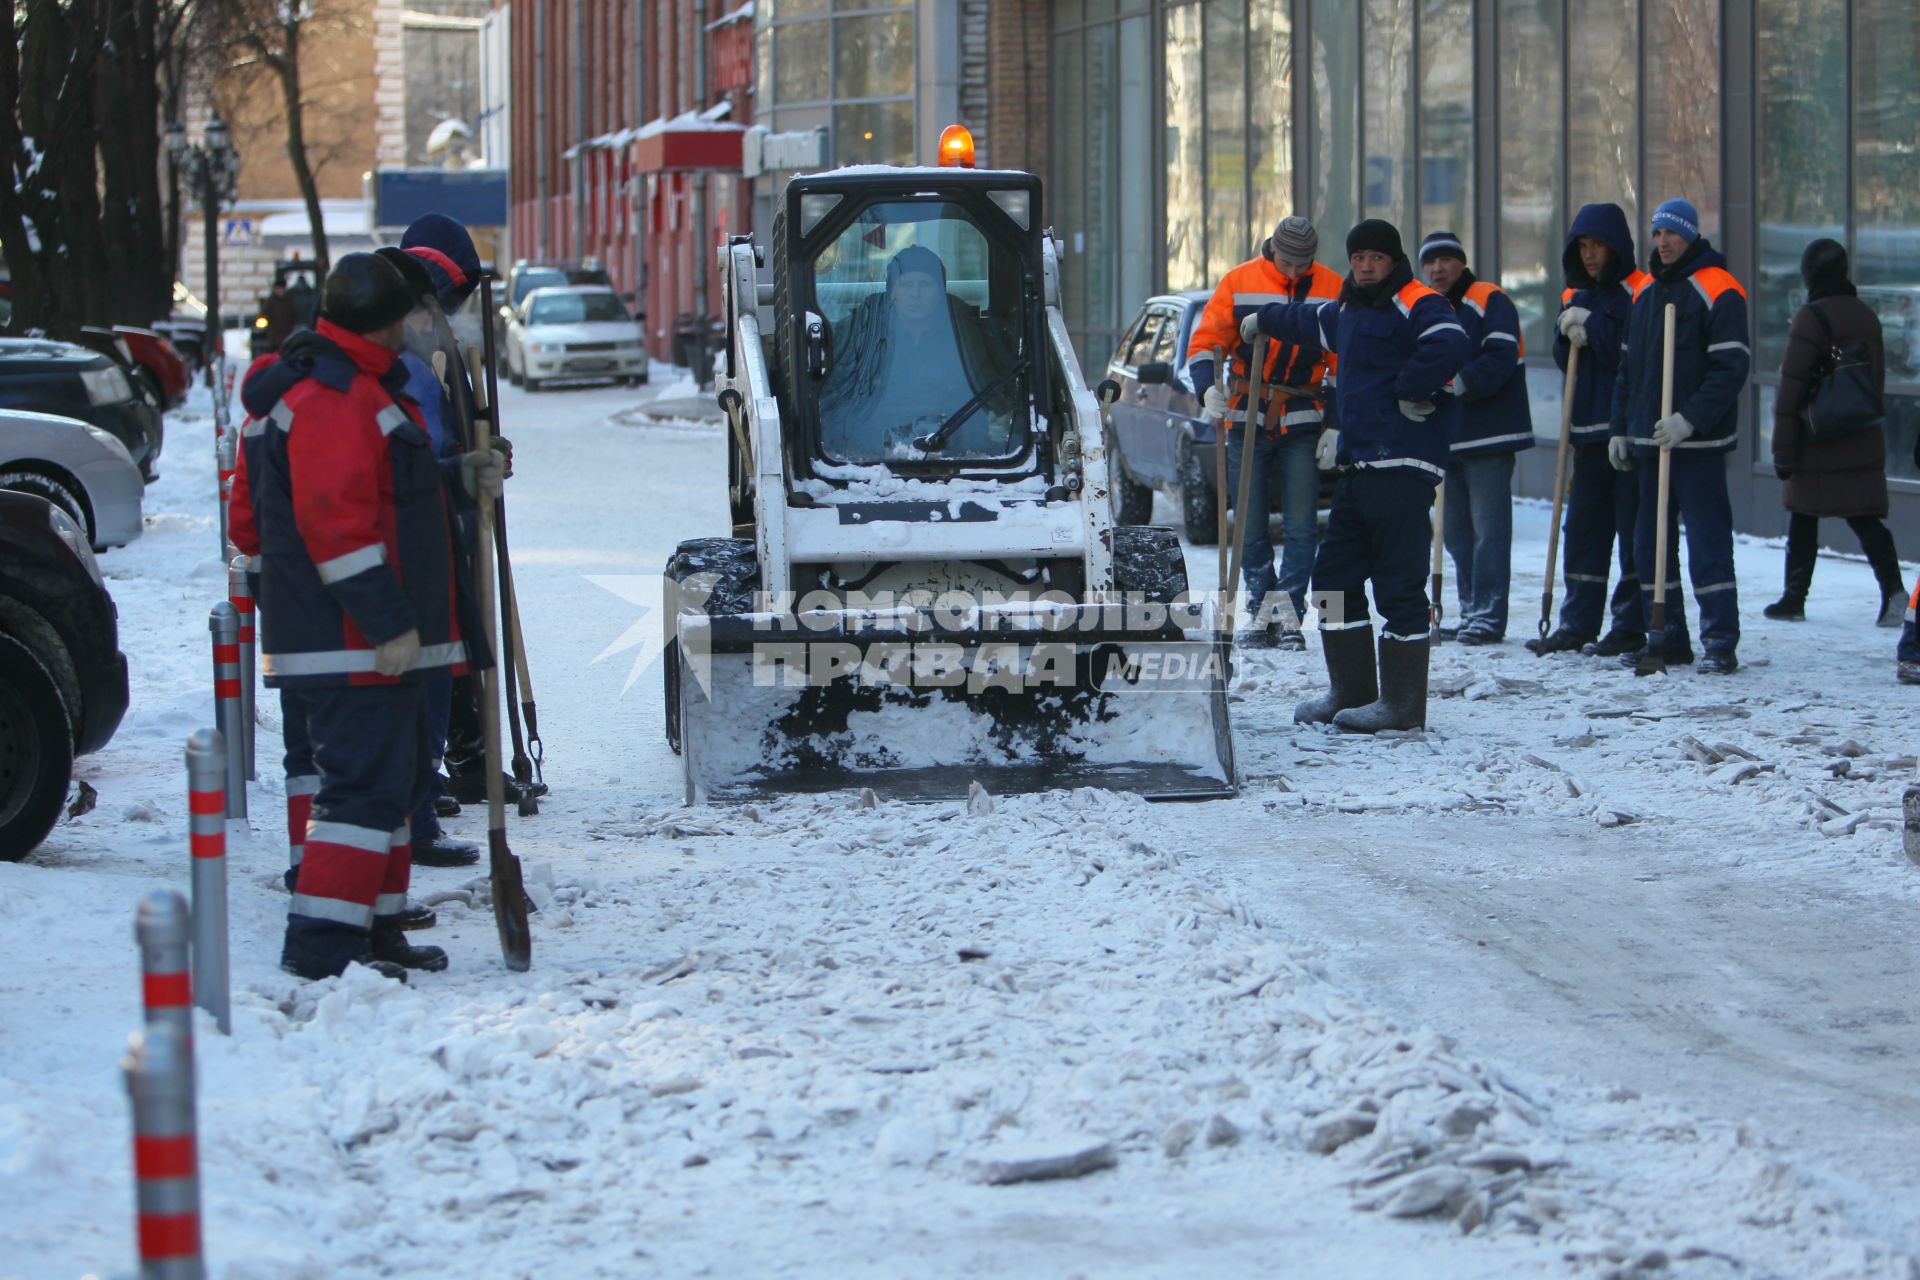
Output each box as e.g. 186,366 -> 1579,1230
489,434 -> 515,478
1315,428 -> 1340,471
1240,312 -> 1265,344
1557,306 -> 1591,347
1448,374 -> 1468,399
1651,412 -> 1695,449
459,448 -> 507,498
1398,399 -> 1436,422
1607,435 -> 1634,472
374,628 -> 421,677
1774,463 -> 1794,482
1201,383 -> 1230,425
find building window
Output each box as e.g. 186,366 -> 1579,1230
1163,4 -> 1206,291
1310,0 -> 1360,254
1249,0 -> 1295,246
1362,0 -> 1413,234
756,1 -> 914,166
1203,0 -> 1249,281
1857,0 -> 1920,477
1498,0 -> 1562,355
1417,0 -> 1473,253
1566,0 -> 1639,235
1642,0 -> 1721,239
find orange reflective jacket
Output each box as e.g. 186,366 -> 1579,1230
1186,256 -> 1344,433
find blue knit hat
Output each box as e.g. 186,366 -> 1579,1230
399,213 -> 483,309
1650,199 -> 1700,243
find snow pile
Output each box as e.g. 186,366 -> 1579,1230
796,459 -> 1052,507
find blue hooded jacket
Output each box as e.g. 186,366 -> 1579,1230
1609,237 -> 1751,453
1554,203 -> 1649,439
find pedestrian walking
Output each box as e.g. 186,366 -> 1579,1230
1765,238 -> 1904,625
242,252 -> 501,981
1186,215 -> 1344,649
1418,231 -> 1533,645
1609,198 -> 1752,674
1529,203 -> 1658,657
1246,218 -> 1471,731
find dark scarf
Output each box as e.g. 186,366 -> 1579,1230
1445,268 -> 1475,306
1341,259 -> 1414,309
1652,236 -> 1708,284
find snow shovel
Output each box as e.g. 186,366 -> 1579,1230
498,532 -> 546,798
1536,344 -> 1580,648
1212,346 -> 1230,600
1636,304 -> 1679,679
466,282 -> 532,972
1429,479 -> 1446,643
1225,337 -> 1270,635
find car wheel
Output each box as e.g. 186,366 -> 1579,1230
1177,439 -> 1220,546
0,632 -> 75,860
524,374 -> 542,392
0,470 -> 92,546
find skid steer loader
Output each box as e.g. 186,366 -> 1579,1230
662,134 -> 1237,804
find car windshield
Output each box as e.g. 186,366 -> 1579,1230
813,200 -> 1028,466
527,293 -> 629,325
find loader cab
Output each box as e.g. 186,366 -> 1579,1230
774,169 -> 1048,483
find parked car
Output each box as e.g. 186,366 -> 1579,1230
0,407 -> 145,550
0,338 -> 162,482
503,286 -> 648,390
154,281 -> 211,374
1103,291 -> 1334,544
493,258 -> 617,350
114,327 -> 192,409
0,489 -> 130,857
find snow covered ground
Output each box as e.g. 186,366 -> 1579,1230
3,373 -> 1918,1279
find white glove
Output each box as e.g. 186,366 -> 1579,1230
1398,399 -> 1436,422
1240,312 -> 1265,344
1607,435 -> 1633,472
374,628 -> 421,677
1651,412 -> 1695,449
1557,307 -> 1591,343
1315,428 -> 1340,471
1448,374 -> 1468,399
1201,383 -> 1230,424
459,448 -> 506,497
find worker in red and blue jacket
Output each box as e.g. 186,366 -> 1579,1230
1609,198 -> 1751,674
1245,218 -> 1471,733
242,252 -> 503,983
1418,231 -> 1532,646
1530,202 -> 1661,658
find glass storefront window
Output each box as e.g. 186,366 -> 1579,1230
1117,15 -> 1153,318
1084,23 -> 1121,348
1643,0 -> 1721,240
1417,0 -> 1473,255
1498,0 -> 1562,355
1567,0 -> 1639,239
1756,0 -> 1847,376
1164,4 -> 1205,290
1249,0 -> 1293,246
1311,0 -> 1359,254
1362,0 -> 1413,234
1857,0 -> 1920,479
834,13 -> 913,100
775,19 -> 829,104
833,100 -> 913,166
1051,30 -> 1089,342
1204,0 -> 1249,279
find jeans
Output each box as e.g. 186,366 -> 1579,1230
1558,439 -> 1642,637
1225,427 -> 1320,624
1312,469 -> 1439,640
1442,452 -> 1516,638
1632,448 -> 1739,653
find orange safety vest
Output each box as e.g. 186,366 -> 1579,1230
1188,256 -> 1344,432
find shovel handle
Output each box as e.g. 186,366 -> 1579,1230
1649,305 -> 1677,646
1539,343 -> 1579,641
1212,346 -> 1230,603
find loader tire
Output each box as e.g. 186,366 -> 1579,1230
1110,524 -> 1189,603
1178,438 -> 1219,546
662,537 -> 761,754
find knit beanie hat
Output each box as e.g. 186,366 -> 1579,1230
400,213 -> 483,309
1418,229 -> 1468,265
1346,218 -> 1406,263
374,245 -> 437,303
319,253 -> 417,335
887,244 -> 947,286
1267,215 -> 1318,264
1650,199 -> 1701,243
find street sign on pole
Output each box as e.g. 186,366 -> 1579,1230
221,218 -> 255,248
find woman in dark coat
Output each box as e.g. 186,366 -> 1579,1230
1767,238 -> 1904,625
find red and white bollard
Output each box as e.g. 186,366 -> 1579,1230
185,729 -> 230,1035
136,890 -> 195,1050
208,605 -> 246,821
123,1021 -> 206,1279
227,556 -> 256,781
215,429 -> 235,563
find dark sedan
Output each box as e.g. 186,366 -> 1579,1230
1102,291 -> 1333,544
0,338 -> 162,482
0,489 -> 129,856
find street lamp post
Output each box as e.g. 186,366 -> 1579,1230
165,118 -> 239,386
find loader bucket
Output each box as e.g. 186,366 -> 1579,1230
672,605 -> 1237,804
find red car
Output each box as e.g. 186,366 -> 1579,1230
113,326 -> 191,409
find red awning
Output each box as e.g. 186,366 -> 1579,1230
633,125 -> 744,174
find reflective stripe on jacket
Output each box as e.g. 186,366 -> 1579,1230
1187,256 -> 1344,434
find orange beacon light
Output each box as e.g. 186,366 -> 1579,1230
937,124 -> 975,169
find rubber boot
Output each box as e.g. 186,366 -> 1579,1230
1525,627 -> 1594,655
1587,626 -> 1645,657
1334,635 -> 1430,734
1293,626 -> 1378,725
371,922 -> 449,972
1764,539 -> 1814,620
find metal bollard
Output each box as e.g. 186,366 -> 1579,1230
123,1023 -> 207,1280
215,429 -> 235,563
136,891 -> 196,1050
207,605 -> 246,820
185,730 -> 230,1035
227,557 -> 256,781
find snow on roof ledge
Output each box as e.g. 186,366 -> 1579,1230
705,1 -> 753,30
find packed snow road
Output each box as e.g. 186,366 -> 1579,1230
1,376 -> 1916,1279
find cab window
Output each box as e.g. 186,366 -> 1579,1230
1150,309 -> 1183,366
